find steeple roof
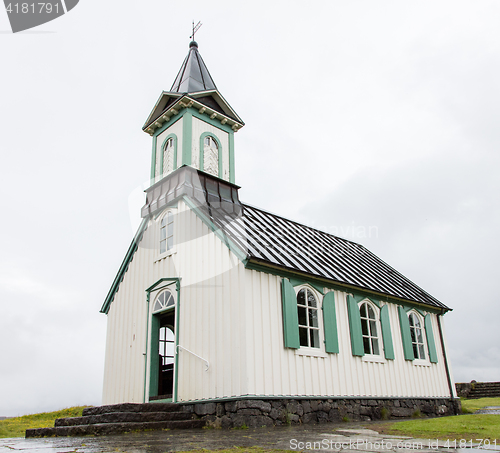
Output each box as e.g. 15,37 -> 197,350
170,41 -> 217,93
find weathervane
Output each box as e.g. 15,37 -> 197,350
190,21 -> 202,41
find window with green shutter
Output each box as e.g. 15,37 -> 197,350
425,314 -> 438,363
398,306 -> 415,361
322,291 -> 339,354
347,295 -> 364,356
281,279 -> 300,349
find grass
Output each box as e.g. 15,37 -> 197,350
0,406 -> 89,438
375,398 -> 500,442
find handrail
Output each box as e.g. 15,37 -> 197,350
176,345 -> 209,371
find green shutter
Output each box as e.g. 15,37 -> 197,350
424,314 -> 438,363
380,305 -> 395,360
322,291 -> 339,353
398,306 -> 415,361
149,315 -> 160,398
347,295 -> 364,356
282,279 -> 300,349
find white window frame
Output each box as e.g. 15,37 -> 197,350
157,210 -> 175,259
163,138 -> 175,175
358,299 -> 386,363
203,135 -> 219,176
408,310 -> 430,366
294,285 -> 327,358
152,289 -> 176,314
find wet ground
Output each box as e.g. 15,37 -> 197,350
1,423 -> 500,453
475,407 -> 500,415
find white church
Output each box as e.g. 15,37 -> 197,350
100,40 -> 460,425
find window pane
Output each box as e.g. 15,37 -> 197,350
299,328 -> 308,347
413,343 -> 419,357
298,307 -> 307,326
410,327 -> 416,343
307,291 -> 317,308
309,308 -> 318,327
409,314 -> 415,327
160,240 -> 166,254
416,328 -> 424,344
167,236 -> 173,250
153,300 -> 162,312
367,305 -> 375,319
165,293 -> 174,307
160,227 -> 166,240
372,338 -> 380,355
167,222 -> 173,237
361,318 -> 369,336
360,303 -> 367,318
363,337 -> 371,354
310,329 -> 319,348
297,289 -> 306,306
419,345 -> 425,360
370,321 -> 377,337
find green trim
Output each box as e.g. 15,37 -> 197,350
143,292 -> 150,402
182,111 -> 192,166
347,295 -> 364,356
150,135 -> 157,183
380,304 -> 395,360
229,132 -> 235,184
199,132 -> 223,177
424,314 -> 438,363
350,293 -> 381,308
398,306 -> 415,361
182,196 -> 247,263
281,279 -> 300,349
159,134 -> 178,177
153,113 -> 184,138
192,110 -> 234,134
149,315 -> 160,398
145,278 -> 181,403
243,260 -> 444,314
100,218 -> 149,314
289,278 -> 324,295
322,291 -> 339,354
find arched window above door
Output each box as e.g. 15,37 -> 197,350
153,290 -> 175,313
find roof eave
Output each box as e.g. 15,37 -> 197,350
143,92 -> 244,136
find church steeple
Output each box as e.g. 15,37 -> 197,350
170,41 -> 217,93
143,40 -> 244,186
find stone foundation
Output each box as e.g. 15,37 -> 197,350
182,397 -> 461,429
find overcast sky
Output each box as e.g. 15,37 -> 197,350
1,1 -> 499,417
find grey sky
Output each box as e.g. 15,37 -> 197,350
1,1 -> 499,417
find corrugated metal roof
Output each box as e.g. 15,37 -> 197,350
218,203 -> 448,310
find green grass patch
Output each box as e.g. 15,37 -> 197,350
461,397 -> 500,414
0,406 -> 89,438
377,414 -> 500,442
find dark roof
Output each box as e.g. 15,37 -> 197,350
223,203 -> 448,310
170,41 -> 217,93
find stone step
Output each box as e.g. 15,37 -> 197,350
82,402 -> 181,416
55,410 -> 193,427
26,419 -> 206,438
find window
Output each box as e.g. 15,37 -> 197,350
360,302 -> 380,355
203,135 -> 219,176
409,312 -> 426,360
163,138 -> 175,175
160,212 -> 174,254
153,290 -> 175,313
297,288 -> 320,348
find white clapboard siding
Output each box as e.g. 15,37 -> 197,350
243,270 -> 453,399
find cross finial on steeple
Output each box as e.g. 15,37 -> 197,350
190,21 -> 202,41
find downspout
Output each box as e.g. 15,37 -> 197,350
173,279 -> 181,402
143,293 -> 151,403
437,309 -> 458,414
